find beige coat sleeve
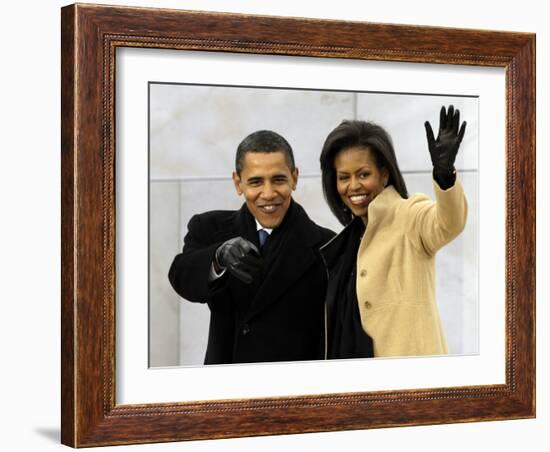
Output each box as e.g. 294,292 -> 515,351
404,178 -> 468,256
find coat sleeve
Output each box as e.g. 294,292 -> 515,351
405,177 -> 468,256
168,214 -> 225,303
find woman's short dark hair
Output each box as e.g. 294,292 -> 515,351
320,120 -> 408,226
235,130 -> 295,175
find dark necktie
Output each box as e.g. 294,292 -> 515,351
258,229 -> 269,248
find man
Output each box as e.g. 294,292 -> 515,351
168,130 -> 334,365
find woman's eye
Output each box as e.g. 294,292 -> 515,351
360,172 -> 371,178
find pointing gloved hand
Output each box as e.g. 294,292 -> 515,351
424,105 -> 467,190
214,237 -> 263,284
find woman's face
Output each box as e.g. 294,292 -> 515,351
334,146 -> 389,224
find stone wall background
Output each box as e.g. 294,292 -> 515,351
148,83 -> 479,367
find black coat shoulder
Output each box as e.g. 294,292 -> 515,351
187,209 -> 235,230
317,224 -> 336,244
290,201 -> 336,248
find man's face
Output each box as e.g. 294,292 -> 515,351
233,151 -> 298,229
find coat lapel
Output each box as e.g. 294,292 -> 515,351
362,185 -> 401,246
211,204 -> 260,314
212,204 -> 257,245
244,202 -> 319,322
211,202 -> 322,321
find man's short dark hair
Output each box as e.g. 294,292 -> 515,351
235,130 -> 295,175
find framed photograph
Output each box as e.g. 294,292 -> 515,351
61,3 -> 535,447
145,82 -> 480,369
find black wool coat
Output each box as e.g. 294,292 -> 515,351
168,200 -> 335,365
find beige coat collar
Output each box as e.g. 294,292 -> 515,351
363,185 -> 404,242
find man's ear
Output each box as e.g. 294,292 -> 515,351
291,167 -> 299,191
232,172 -> 242,195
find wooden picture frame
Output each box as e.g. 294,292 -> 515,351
61,3 -> 535,447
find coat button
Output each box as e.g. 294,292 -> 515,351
364,301 -> 372,309
241,324 -> 250,335
360,269 -> 367,277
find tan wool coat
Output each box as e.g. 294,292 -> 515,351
355,179 -> 468,357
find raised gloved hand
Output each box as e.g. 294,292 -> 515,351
214,237 -> 263,284
424,105 -> 467,190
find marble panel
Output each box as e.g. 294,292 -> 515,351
404,171 -> 479,355
179,299 -> 211,366
177,178 -> 244,241
291,174 -> 344,235
149,83 -> 354,180
149,182 -> 181,367
356,92 -> 478,172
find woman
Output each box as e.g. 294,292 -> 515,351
320,105 -> 468,359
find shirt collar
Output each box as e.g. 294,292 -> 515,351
255,219 -> 272,235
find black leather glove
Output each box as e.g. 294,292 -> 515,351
214,237 -> 263,284
424,105 -> 467,190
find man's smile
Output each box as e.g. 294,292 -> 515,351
257,203 -> 283,213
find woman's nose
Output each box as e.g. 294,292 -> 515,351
349,176 -> 361,190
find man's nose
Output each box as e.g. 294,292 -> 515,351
260,183 -> 276,199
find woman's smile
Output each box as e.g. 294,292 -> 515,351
334,146 -> 388,224
348,193 -> 370,206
